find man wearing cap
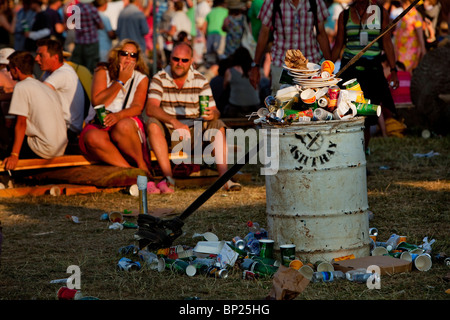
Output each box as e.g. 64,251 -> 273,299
70,0 -> 104,73
35,39 -> 86,145
2,51 -> 67,171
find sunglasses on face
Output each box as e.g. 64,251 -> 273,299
172,57 -> 190,63
119,50 -> 138,59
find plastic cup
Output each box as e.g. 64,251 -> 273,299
199,95 -> 209,117
94,104 -> 107,126
280,244 -> 296,266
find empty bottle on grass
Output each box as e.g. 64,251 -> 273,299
312,271 -> 345,282
244,232 -> 260,255
385,234 -> 401,251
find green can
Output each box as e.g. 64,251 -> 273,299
94,104 -> 107,126
353,102 -> 381,116
199,95 -> 209,117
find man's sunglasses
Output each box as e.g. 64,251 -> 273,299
119,50 -> 138,59
172,57 -> 190,63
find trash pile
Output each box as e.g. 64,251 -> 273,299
111,219 -> 444,286
368,229 -> 444,272
249,49 -> 381,126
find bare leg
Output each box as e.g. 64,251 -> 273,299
110,118 -> 151,175
83,128 -> 132,168
214,127 -> 228,177
147,122 -> 172,178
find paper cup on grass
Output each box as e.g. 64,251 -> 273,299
414,254 -> 432,271
289,259 -> 303,270
280,244 -> 296,266
299,265 -> 314,280
109,211 -> 123,223
315,261 -> 334,272
371,246 -> 388,256
259,239 -> 275,259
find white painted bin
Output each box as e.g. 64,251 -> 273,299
265,117 -> 370,263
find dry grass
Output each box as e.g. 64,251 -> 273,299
0,134 -> 449,302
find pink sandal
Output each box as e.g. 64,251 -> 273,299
147,181 -> 161,194
157,180 -> 174,194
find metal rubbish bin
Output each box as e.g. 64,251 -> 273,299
265,117 -> 370,263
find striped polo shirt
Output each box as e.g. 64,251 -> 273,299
148,66 -> 216,119
342,7 -> 382,61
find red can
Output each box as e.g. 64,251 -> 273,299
327,86 -> 340,109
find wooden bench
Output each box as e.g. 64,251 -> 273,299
0,151 -> 188,173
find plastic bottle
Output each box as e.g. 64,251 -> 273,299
346,268 -> 370,282
311,271 -> 345,282
244,232 -> 260,255
247,221 -> 268,239
137,175 -> 148,215
118,244 -> 139,255
138,249 -> 159,264
385,234 -> 401,251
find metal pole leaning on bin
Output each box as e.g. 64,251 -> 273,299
136,142 -> 261,250
336,0 -> 421,78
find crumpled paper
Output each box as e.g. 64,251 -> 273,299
266,265 -> 310,300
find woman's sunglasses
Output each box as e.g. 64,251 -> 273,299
119,50 -> 138,59
172,57 -> 190,63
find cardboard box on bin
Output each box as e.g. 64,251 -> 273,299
332,256 -> 412,275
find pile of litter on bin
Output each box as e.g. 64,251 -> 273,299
248,49 -> 381,126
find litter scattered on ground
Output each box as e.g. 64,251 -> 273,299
413,150 -> 441,158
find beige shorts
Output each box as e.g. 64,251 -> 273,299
146,117 -> 226,149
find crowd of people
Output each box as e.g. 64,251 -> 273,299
0,0 -> 449,193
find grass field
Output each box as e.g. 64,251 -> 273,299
0,133 -> 449,303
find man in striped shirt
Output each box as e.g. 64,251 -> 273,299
145,42 -> 241,193
249,0 -> 332,93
